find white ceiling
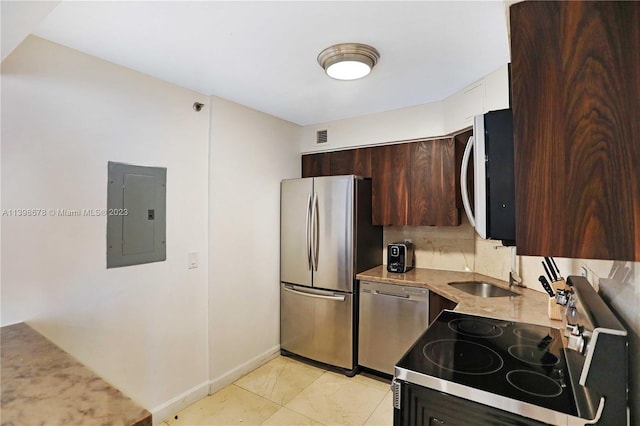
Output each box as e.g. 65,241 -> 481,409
27,1 -> 510,126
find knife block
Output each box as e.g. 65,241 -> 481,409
547,279 -> 567,321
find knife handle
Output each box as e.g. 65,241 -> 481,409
542,261 -> 555,283
538,275 -> 556,297
544,257 -> 558,281
550,257 -> 561,277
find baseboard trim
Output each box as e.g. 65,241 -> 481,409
209,345 -> 281,394
149,345 -> 281,425
149,380 -> 209,425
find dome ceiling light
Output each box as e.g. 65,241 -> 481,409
317,43 -> 380,81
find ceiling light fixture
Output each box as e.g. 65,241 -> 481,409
317,43 -> 380,81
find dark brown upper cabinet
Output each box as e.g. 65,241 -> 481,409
301,152 -> 331,177
302,148 -> 371,178
510,1 -> 640,261
371,143 -> 412,225
409,138 -> 458,226
301,131 -> 467,227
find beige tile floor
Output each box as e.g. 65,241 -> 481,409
161,356 -> 393,426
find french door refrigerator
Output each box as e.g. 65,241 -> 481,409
280,175 -> 381,375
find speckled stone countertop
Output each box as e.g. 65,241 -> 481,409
357,265 -> 563,329
1,322 -> 151,426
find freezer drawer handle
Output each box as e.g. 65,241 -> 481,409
284,287 -> 346,301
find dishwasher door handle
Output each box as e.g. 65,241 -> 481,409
375,290 -> 411,299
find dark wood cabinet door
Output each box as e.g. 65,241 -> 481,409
301,153 -> 331,178
329,150 -> 355,176
350,147 -> 372,178
510,1 -> 640,260
409,138 -> 459,226
302,148 -> 371,178
371,143 -> 411,225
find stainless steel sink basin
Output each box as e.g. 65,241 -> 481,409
448,281 -> 520,298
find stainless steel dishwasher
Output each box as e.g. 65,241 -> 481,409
358,280 -> 429,375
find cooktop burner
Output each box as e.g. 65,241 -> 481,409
508,345 -> 560,367
448,318 -> 503,338
506,370 -> 563,397
422,339 -> 503,375
513,327 -> 555,344
395,310 -> 578,416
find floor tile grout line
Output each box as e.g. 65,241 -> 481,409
361,389 -> 391,426
232,358 -> 331,425
233,356 -> 328,407
169,356 -> 392,426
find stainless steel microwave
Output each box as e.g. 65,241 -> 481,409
461,108 -> 516,245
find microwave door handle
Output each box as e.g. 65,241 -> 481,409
461,135 -> 476,227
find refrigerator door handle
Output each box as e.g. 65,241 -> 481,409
311,191 -> 319,271
283,286 -> 346,302
305,193 -> 312,270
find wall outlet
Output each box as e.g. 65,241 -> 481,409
580,266 -> 589,279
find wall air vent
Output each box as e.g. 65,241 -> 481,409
316,129 -> 328,144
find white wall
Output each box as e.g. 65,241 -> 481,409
1,36 -> 210,420
300,101 -> 445,153
0,1 -> 60,61
300,65 -> 510,153
208,96 -> 300,391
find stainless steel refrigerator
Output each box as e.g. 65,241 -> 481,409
280,175 -> 381,375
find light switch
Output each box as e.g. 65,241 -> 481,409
188,251 -> 198,269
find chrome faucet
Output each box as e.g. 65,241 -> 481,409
509,246 -> 525,289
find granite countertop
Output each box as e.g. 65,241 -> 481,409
1,322 -> 152,426
357,265 -> 562,329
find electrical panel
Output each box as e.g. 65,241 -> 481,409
107,161 -> 166,268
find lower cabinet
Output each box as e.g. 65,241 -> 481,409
428,291 -> 457,324
394,382 -> 549,426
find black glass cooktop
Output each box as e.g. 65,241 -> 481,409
396,310 -> 579,416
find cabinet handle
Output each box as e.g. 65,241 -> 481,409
429,418 -> 446,425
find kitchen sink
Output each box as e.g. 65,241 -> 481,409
448,281 -> 520,298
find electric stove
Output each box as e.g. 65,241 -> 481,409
393,276 -> 628,426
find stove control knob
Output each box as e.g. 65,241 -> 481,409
568,332 -> 586,354
566,324 -> 580,335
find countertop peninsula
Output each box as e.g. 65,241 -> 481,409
1,322 -> 152,426
357,265 -> 562,329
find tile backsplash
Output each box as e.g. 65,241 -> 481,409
383,216 -> 511,279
